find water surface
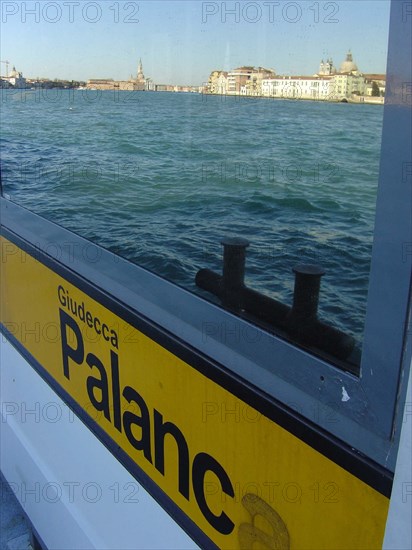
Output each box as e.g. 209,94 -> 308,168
0,89 -> 384,346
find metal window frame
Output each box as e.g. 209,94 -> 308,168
1,0 -> 411,471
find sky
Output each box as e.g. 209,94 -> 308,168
1,0 -> 391,85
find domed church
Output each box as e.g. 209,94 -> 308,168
339,51 -> 359,74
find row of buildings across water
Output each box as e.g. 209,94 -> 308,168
206,52 -> 386,103
2,52 -> 385,103
86,59 -> 153,91
86,59 -> 201,93
0,65 -> 86,89
0,59 -> 199,93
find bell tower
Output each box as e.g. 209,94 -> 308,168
137,58 -> 144,81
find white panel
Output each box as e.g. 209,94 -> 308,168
0,337 -> 199,550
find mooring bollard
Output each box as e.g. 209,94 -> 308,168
195,237 -> 356,362
221,237 -> 249,311
290,264 -> 325,323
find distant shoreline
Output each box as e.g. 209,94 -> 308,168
201,92 -> 385,105
1,87 -> 385,105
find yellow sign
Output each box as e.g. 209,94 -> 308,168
0,236 -> 389,549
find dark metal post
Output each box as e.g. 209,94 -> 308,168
195,244 -> 356,363
221,237 -> 250,310
290,264 -> 325,322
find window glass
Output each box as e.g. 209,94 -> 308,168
0,1 -> 390,371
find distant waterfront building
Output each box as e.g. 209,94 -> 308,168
133,58 -> 146,91
261,51 -> 369,102
233,67 -> 276,95
207,70 -> 229,94
86,78 -> 115,90
1,66 -> 27,88
154,84 -> 170,92
363,74 -> 386,97
242,67 -> 277,96
154,83 -> 201,93
216,72 -> 228,94
210,66 -> 276,96
145,77 -> 155,91
205,51 -> 384,103
339,50 -> 359,74
87,58 -> 151,91
318,58 -> 336,76
333,73 -> 366,98
227,67 -> 254,95
261,75 -> 334,100
331,51 -> 366,99
208,71 -> 221,94
137,58 -> 144,81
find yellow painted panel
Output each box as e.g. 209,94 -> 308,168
0,237 -> 389,549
